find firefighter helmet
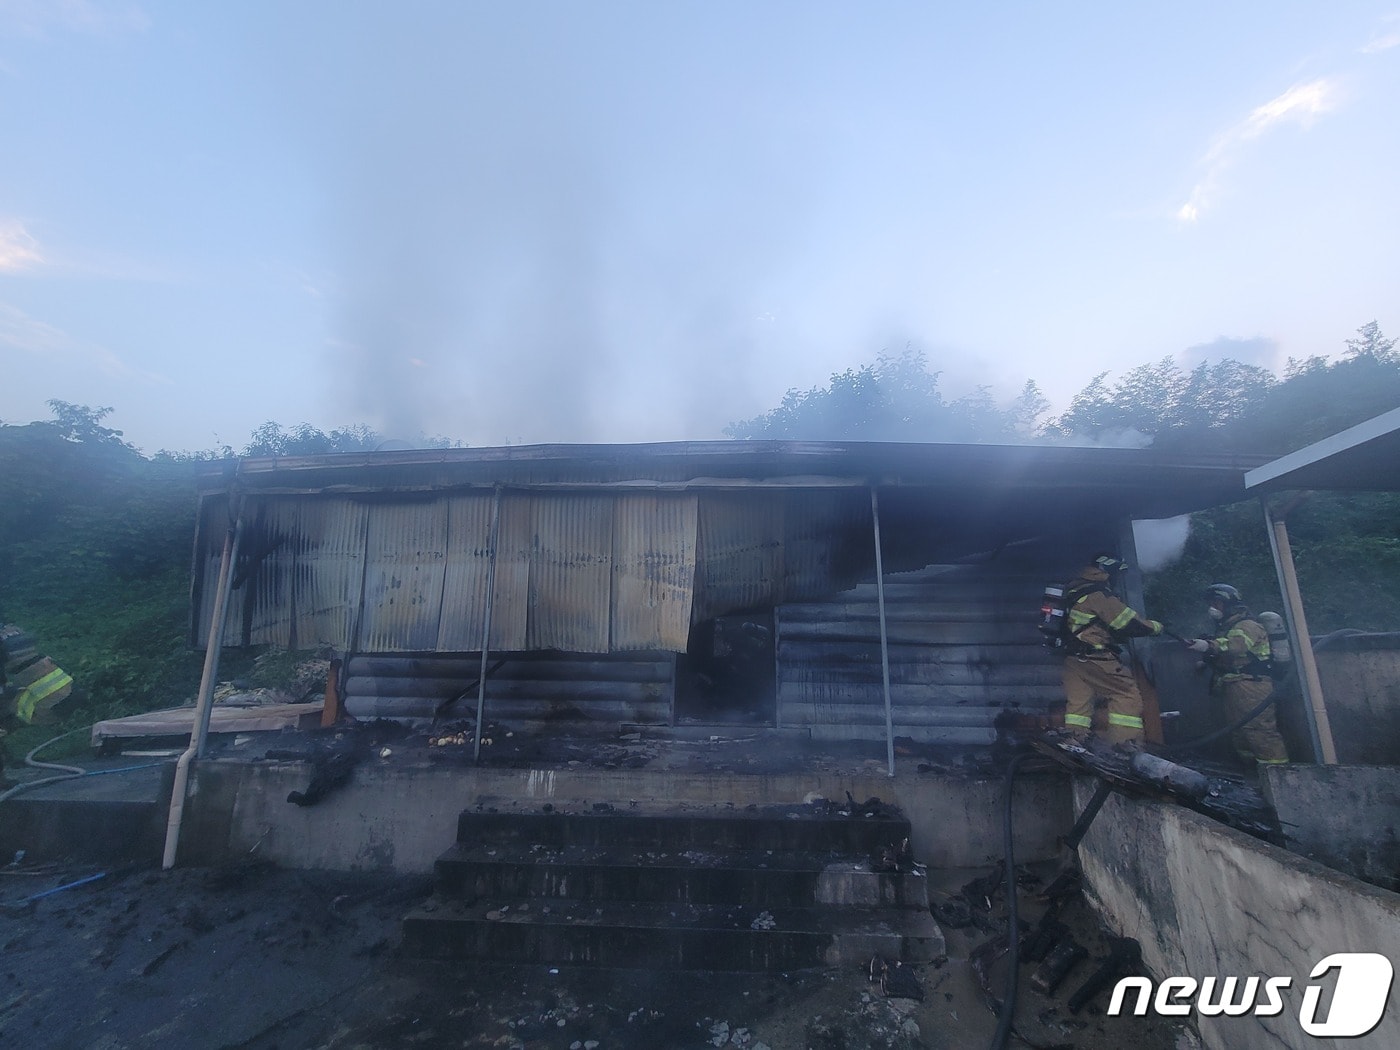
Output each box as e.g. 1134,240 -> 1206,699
1091,552 -> 1125,573
1203,583 -> 1243,605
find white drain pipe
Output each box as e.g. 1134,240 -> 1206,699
163,496 -> 245,869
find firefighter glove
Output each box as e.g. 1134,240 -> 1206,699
1185,638 -> 1210,654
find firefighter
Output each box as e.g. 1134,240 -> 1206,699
0,625 -> 74,788
1184,584 -> 1289,767
0,627 -> 14,788
1057,553 -> 1164,750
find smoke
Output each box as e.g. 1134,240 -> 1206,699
1044,427 -> 1155,450
1133,515 -> 1192,572
1180,335 -> 1280,371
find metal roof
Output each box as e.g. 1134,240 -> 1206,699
200,439 -> 1266,522
1245,406 -> 1400,493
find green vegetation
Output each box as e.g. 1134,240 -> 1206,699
0,408 -> 397,761
728,322 -> 1400,633
2,324 -> 1397,763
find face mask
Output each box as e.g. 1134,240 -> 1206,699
1208,606 -> 1223,621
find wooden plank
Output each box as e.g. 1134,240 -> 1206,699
92,702 -> 324,744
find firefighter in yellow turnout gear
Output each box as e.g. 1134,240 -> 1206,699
0,625 -> 75,787
1058,554 -> 1163,749
1185,584 -> 1288,767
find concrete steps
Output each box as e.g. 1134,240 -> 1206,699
403,802 -> 944,971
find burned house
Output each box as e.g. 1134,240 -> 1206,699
189,440 -> 1260,748
8,434 -> 1400,1050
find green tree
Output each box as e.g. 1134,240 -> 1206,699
243,421 -> 383,457
1344,320 -> 1397,365
726,349 -> 1023,442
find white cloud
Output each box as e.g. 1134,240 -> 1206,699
1361,13 -> 1400,54
1360,32 -> 1400,54
0,301 -> 167,382
1240,79 -> 1336,137
0,219 -> 41,271
1176,77 -> 1341,224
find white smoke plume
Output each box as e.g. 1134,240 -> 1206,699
1133,515 -> 1192,572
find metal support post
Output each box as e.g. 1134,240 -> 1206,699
871,487 -> 895,777
474,487 -> 503,764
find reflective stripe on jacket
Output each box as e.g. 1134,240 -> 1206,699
1065,568 -> 1162,653
15,667 -> 74,723
1209,613 -> 1271,681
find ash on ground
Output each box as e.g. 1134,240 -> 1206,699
0,859 -> 1189,1050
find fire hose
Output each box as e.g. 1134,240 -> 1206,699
0,725 -> 164,804
1151,629 -> 1286,755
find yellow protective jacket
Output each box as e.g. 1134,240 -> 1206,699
0,626 -> 73,726
1064,565 -> 1163,655
1206,611 -> 1271,681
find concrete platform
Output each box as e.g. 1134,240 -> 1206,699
403,897 -> 945,969
1,724 -> 1074,873
0,760 -> 176,864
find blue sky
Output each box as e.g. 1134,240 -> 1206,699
2,2 -> 1397,453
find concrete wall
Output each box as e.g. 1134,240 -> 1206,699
1316,643 -> 1400,765
1148,637 -> 1400,765
1075,779 -> 1400,1050
179,758 -> 1072,873
1263,764 -> 1400,892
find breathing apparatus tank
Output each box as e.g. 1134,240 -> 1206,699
1258,611 -> 1292,679
1038,584 -> 1068,649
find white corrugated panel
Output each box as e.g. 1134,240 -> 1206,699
435,493 -> 532,652
293,497 -> 369,649
434,493 -> 492,652
526,494 -> 612,652
487,493 -> 533,650
359,502 -> 449,652
610,493 -> 698,651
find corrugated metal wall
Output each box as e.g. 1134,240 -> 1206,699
341,650 -> 675,726
692,489 -> 871,620
195,488 -> 876,655
359,501 -> 449,652
196,491 -> 709,654
611,494 -> 699,652
775,558 -> 1063,745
